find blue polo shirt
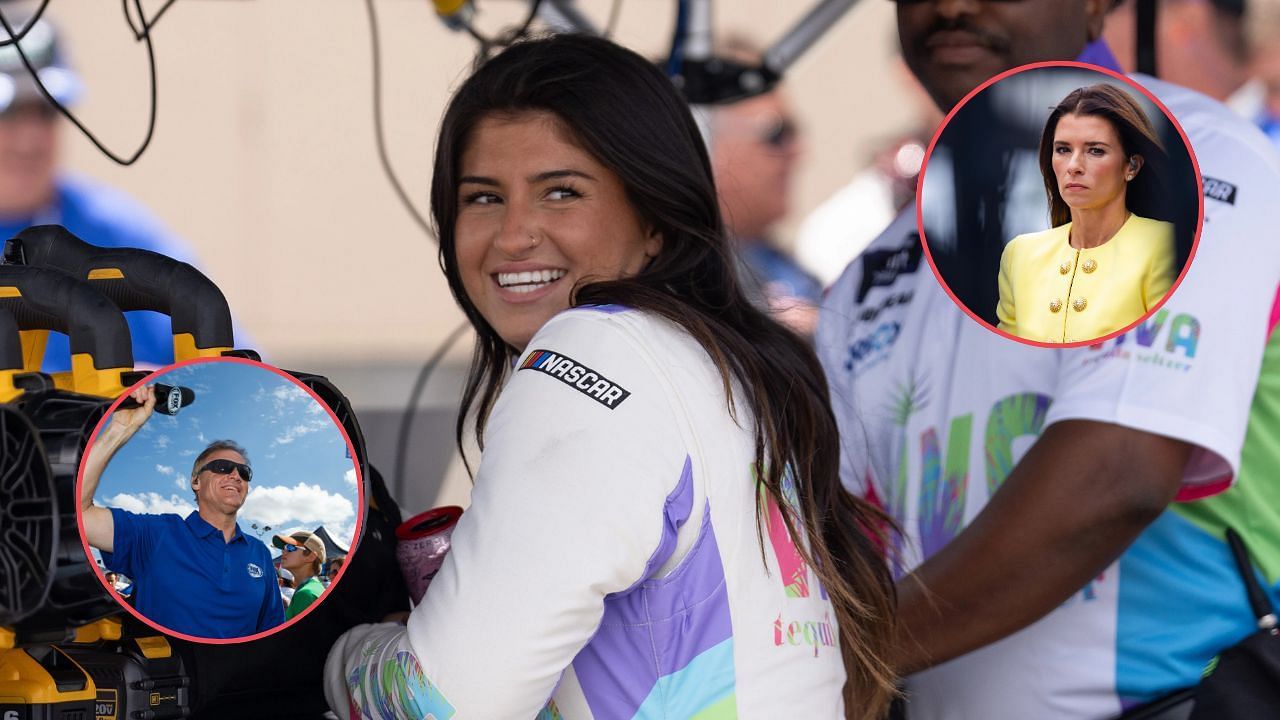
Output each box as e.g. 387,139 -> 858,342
102,508 -> 285,638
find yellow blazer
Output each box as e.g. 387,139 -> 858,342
996,214 -> 1175,343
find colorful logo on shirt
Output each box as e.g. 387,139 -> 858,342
1086,310 -> 1200,372
887,389 -> 1103,605
759,469 -> 837,657
246,563 -> 263,578
519,349 -> 631,409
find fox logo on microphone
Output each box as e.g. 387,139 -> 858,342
164,385 -> 183,415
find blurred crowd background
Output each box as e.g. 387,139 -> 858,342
21,0 -> 1280,516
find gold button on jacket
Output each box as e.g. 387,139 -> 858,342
996,214 -> 1175,343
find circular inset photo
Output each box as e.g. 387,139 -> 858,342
76,357 -> 363,642
918,62 -> 1202,347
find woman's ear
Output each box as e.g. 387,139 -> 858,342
644,227 -> 664,259
1127,155 -> 1144,180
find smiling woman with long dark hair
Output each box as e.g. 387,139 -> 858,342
324,34 -> 897,720
996,83 -> 1175,343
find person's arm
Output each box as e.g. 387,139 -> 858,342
891,419 -> 1190,674
80,384 -> 156,553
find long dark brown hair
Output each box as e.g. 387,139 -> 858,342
432,34 -> 897,717
1038,83 -> 1169,227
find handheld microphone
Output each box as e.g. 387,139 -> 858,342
117,383 -> 195,416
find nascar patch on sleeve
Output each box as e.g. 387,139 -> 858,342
519,349 -> 631,409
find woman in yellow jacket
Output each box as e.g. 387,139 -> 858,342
997,84 -> 1175,343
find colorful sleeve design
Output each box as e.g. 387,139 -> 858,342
327,623 -> 457,720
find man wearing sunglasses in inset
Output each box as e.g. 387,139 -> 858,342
81,384 -> 286,638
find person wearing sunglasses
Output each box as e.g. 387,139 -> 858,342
272,530 -> 327,620
708,36 -> 823,338
80,384 -> 286,638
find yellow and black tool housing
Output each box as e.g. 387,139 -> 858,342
5,225 -> 243,370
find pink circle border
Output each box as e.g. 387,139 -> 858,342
75,354 -> 367,645
914,60 -> 1206,350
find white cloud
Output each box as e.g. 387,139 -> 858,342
273,417 -> 330,446
256,383 -> 313,413
105,492 -> 195,517
326,520 -> 357,552
344,468 -> 357,487
155,435 -> 171,450
155,464 -> 174,476
240,482 -> 355,529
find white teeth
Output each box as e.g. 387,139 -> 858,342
496,269 -> 566,288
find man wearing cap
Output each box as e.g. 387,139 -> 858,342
816,1 -> 1280,717
274,530 -> 326,620
0,15 -> 201,369
81,384 -> 286,638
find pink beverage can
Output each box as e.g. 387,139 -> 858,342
396,506 -> 464,604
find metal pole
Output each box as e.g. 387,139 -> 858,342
1136,0 -> 1157,76
540,0 -> 599,35
763,0 -> 861,76
685,0 -> 713,61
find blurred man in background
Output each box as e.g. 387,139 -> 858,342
709,37 -> 821,336
0,14 -> 200,369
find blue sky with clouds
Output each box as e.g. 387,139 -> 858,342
94,360 -> 360,557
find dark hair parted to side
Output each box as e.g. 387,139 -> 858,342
432,34 -> 897,716
1038,83 -> 1169,228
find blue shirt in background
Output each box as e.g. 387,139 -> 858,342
102,507 -> 285,638
739,241 -> 824,304
0,174 -> 200,371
